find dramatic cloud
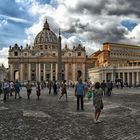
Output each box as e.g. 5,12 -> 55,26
1,0 -> 140,67
0,48 -> 9,67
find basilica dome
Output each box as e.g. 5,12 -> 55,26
34,19 -> 58,50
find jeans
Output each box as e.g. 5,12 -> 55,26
77,95 -> 84,110
3,88 -> 8,100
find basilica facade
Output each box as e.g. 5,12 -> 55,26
8,19 -> 87,83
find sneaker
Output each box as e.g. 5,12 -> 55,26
94,119 -> 97,123
97,120 -> 102,123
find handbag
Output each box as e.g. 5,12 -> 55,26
87,90 -> 92,98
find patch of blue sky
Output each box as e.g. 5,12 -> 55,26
37,0 -> 51,4
0,1 -> 32,23
121,20 -> 137,31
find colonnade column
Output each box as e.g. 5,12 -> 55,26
136,72 -> 139,85
104,72 -> 107,82
118,72 -> 120,79
123,72 -> 125,83
50,64 -> 53,81
132,72 -> 134,86
127,72 -> 130,85
111,72 -> 114,82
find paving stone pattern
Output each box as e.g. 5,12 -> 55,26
0,87 -> 140,140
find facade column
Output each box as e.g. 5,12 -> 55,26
65,63 -> 68,81
43,63 -> 46,81
55,64 -> 58,80
28,63 -> 31,81
50,63 -> 53,81
72,64 -> 76,81
38,63 -> 41,82
82,63 -> 85,81
20,64 -> 23,83
36,64 -> 38,81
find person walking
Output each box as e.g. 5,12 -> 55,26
93,82 -> 103,123
14,80 -> 22,99
58,80 -> 68,101
75,78 -> 85,111
53,81 -> 57,95
25,81 -> 32,99
36,81 -> 41,100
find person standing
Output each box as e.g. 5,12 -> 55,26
47,80 -> 52,94
53,81 -> 57,95
36,81 -> 41,100
14,80 -> 22,99
59,80 -> 68,101
75,78 -> 85,111
101,80 -> 106,96
9,81 -> 14,96
0,81 -> 2,97
106,80 -> 113,96
93,82 -> 103,123
25,81 -> 32,99
2,79 -> 9,101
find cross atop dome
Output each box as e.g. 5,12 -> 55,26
43,18 -> 50,30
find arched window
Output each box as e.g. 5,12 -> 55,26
14,52 -> 18,56
78,52 -> 81,56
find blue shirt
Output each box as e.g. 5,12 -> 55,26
75,82 -> 85,96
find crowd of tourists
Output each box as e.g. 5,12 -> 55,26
0,78 -> 120,124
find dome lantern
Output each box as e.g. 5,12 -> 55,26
43,18 -> 50,30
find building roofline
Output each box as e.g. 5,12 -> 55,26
103,42 -> 140,48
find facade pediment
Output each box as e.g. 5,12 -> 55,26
74,44 -> 85,51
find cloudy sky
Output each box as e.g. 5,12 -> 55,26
0,0 -> 140,67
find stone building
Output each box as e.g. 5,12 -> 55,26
8,19 -> 87,83
88,42 -> 140,86
0,64 -> 7,81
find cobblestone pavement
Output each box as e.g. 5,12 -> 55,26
0,87 -> 140,140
